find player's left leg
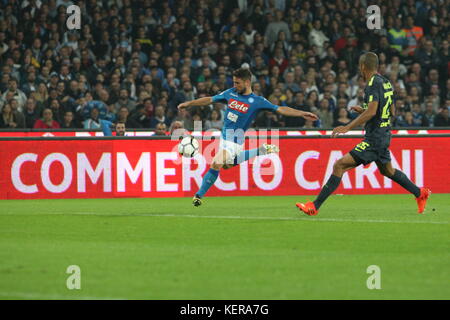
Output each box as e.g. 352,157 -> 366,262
193,140 -> 241,206
192,149 -> 229,206
296,153 -> 359,215
376,160 -> 431,213
222,144 -> 280,169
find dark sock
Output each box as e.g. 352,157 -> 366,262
390,169 -> 421,198
313,175 -> 342,209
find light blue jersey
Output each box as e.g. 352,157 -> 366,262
212,88 -> 279,144
100,120 -> 113,136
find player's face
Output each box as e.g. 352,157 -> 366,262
116,124 -> 126,136
233,77 -> 249,94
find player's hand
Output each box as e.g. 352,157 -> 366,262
331,125 -> 349,138
301,112 -> 318,121
177,102 -> 189,110
349,106 -> 364,114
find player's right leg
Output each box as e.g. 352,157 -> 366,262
376,161 -> 431,213
296,153 -> 359,215
222,143 -> 280,170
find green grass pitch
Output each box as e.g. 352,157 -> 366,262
0,194 -> 449,300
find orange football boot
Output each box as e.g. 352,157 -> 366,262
416,188 -> 431,214
296,201 -> 318,216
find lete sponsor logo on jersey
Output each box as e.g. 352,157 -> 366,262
228,99 -> 249,113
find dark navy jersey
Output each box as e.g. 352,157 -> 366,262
362,74 -> 394,146
212,88 -> 279,144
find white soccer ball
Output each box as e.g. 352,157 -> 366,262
178,136 -> 200,158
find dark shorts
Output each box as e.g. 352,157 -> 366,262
349,140 -> 391,166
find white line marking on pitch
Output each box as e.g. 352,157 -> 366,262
115,213 -> 449,225
5,211 -> 446,225
0,291 -> 127,300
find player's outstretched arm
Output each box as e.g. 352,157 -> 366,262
276,106 -> 318,121
177,97 -> 213,110
332,101 -> 378,138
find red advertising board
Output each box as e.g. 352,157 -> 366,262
0,136 -> 449,199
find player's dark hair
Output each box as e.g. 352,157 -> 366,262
233,68 -> 252,81
359,52 -> 379,71
116,120 -> 126,126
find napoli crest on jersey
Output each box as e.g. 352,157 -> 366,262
228,99 -> 249,113
248,97 -> 254,103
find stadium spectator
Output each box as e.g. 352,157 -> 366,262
204,109 -> 223,131
23,97 -> 41,128
265,10 -> 291,47
0,102 -> 23,128
154,122 -> 168,136
308,20 -> 330,57
422,102 -> 437,127
434,107 -> 450,127
403,15 -> 424,56
49,99 -> 65,125
334,26 -> 357,56
316,99 -> 333,128
169,120 -> 185,136
285,92 -> 309,127
397,111 -> 416,127
8,98 -> 26,127
83,107 -> 102,129
411,103 -> 425,126
283,72 -> 300,93
388,17 -> 408,54
116,106 -> 138,128
1,78 -> 27,112
0,0 -> 446,133
61,111 -> 78,129
302,118 -> 315,129
149,105 -> 170,129
33,108 -> 60,129
33,83 -> 49,106
333,108 -> 351,127
414,39 -> 438,73
114,88 -> 136,111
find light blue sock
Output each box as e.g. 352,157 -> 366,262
233,148 -> 260,165
196,168 -> 220,198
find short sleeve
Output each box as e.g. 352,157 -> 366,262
212,89 -> 230,103
367,79 -> 381,103
259,97 -> 279,112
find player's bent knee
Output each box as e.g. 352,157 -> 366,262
211,162 -> 223,171
333,160 -> 344,173
379,166 -> 395,177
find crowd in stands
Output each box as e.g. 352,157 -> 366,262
0,0 -> 449,133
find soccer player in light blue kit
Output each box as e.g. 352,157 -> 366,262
178,68 -> 318,206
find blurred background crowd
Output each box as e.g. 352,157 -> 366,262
0,0 -> 449,134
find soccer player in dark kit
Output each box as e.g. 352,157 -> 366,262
296,52 -> 431,216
